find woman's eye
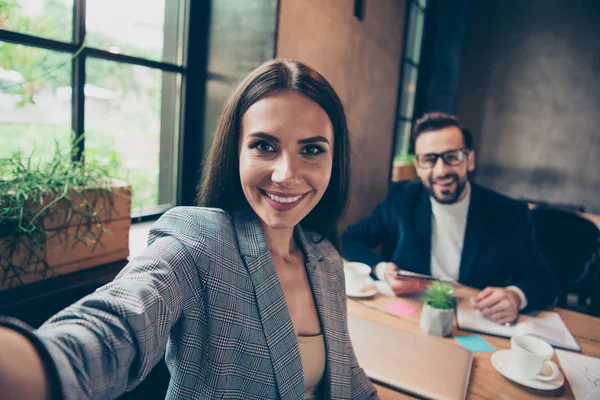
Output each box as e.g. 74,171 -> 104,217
253,141 -> 275,152
301,144 -> 324,155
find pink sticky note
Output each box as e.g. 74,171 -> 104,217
384,299 -> 419,317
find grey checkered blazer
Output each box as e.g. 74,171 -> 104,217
35,207 -> 378,399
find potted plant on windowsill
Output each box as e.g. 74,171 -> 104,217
0,138 -> 132,291
419,281 -> 456,337
392,153 -> 417,182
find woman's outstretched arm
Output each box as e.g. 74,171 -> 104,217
0,209 -> 206,400
0,326 -> 49,400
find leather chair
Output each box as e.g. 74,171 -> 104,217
530,207 -> 600,312
588,266 -> 600,318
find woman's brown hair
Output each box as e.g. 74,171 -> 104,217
197,59 -> 350,250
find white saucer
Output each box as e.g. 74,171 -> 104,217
347,287 -> 377,298
346,277 -> 378,298
491,350 -> 564,391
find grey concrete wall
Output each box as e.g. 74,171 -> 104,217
277,0 -> 407,228
456,0 -> 600,213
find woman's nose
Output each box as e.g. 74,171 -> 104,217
271,154 -> 301,188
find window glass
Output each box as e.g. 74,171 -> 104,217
405,4 -> 425,63
84,58 -> 180,212
202,78 -> 235,151
0,42 -> 71,163
392,0 -> 428,162
0,0 -> 73,42
394,121 -> 413,161
86,0 -> 185,64
207,0 -> 277,78
398,64 -> 418,118
202,0 -> 277,149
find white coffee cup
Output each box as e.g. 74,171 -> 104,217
510,335 -> 559,381
343,262 -> 371,293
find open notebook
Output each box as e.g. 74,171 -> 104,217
456,297 -> 581,352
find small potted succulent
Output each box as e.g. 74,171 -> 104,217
419,281 -> 456,337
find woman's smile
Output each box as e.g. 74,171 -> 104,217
261,189 -> 311,212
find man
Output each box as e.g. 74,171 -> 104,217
342,112 -> 558,324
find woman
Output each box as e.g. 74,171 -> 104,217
0,59 -> 378,399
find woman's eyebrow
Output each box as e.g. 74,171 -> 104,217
247,132 -> 330,146
298,136 -> 330,145
247,132 -> 280,142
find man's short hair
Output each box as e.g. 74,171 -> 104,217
409,111 -> 472,153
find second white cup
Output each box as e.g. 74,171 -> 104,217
343,262 -> 371,293
511,335 -> 559,382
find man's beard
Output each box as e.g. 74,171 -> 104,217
426,173 -> 467,204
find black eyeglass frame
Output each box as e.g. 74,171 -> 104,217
414,148 -> 471,169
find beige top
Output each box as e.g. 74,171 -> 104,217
297,334 -> 326,399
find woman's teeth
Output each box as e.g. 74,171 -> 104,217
266,192 -> 302,204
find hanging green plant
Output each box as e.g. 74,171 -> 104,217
0,135 -> 131,290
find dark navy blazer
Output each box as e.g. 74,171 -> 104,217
342,181 -> 559,312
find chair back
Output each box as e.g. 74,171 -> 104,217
531,208 -> 599,287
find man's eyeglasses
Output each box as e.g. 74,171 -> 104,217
414,148 -> 470,169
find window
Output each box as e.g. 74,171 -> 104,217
201,0 -> 278,152
393,0 -> 427,163
0,0 -> 187,216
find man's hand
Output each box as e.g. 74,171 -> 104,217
383,262 -> 430,296
473,287 -> 521,325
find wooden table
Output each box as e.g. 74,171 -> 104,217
349,286 -> 600,399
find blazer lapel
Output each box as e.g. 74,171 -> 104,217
232,210 -> 304,400
297,227 -> 351,399
415,189 -> 433,275
459,185 -> 484,283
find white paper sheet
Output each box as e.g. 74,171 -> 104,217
556,350 -> 600,400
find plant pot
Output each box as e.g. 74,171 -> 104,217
0,179 -> 131,291
391,161 -> 417,182
419,303 -> 454,337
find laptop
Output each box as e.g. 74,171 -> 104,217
347,314 -> 473,400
